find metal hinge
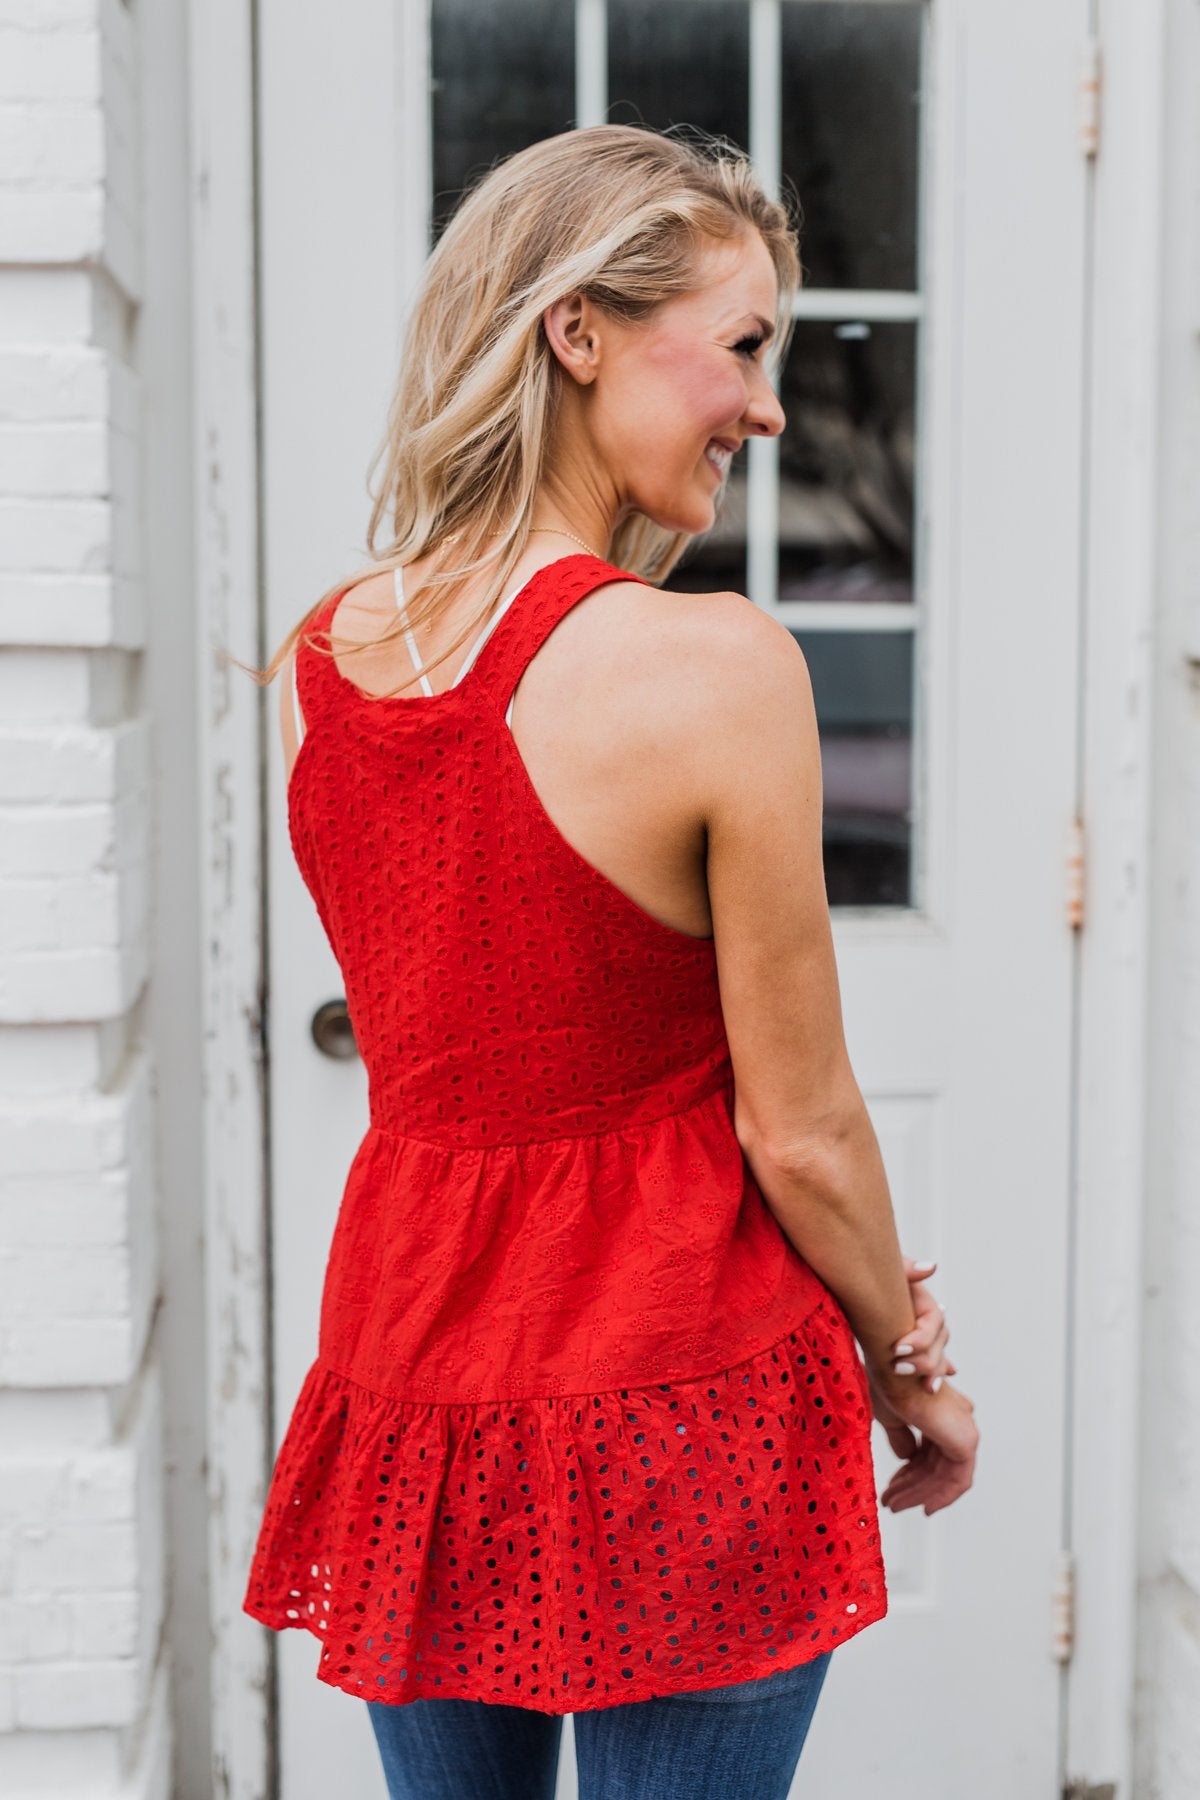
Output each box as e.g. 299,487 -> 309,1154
1066,817 -> 1085,930
1052,1548 -> 1075,1663
1078,36 -> 1103,157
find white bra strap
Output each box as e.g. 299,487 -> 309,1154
393,565 -> 526,696
290,652 -> 305,746
453,581 -> 523,684
393,566 -> 435,697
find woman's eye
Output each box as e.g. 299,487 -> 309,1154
731,334 -> 765,358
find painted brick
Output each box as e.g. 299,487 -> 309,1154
0,347 -> 122,425
0,271 -> 100,348
0,1049 -> 156,1385
0,421 -> 113,497
0,575 -> 144,647
0,1651 -> 173,1797
0,26 -> 100,106
0,944 -> 149,1023
0,724 -> 150,1017
0,792 -> 149,878
0,1177 -> 128,1249
15,1521 -> 138,1594
15,1657 -> 140,1730
0,104 -> 106,186
0,650 -> 98,721
0,723 -> 145,806
0,1318 -> 141,1389
0,1045 -> 151,1175
0,1387 -> 119,1451
0,1359 -> 163,1733
0,1025 -> 116,1097
0,497 -> 133,578
0,0 -> 164,1771
0,1598 -> 75,1664
0,4 -> 98,28
70,1589 -> 139,1662
0,1722 -> 125,1800
2,1245 -> 131,1319
0,874 -> 130,952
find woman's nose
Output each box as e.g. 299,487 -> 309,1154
745,372 -> 786,438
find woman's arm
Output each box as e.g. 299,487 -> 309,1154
697,594 -> 924,1392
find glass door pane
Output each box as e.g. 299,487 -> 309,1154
778,318 -> 916,607
780,2 -> 923,291
427,0 -> 927,907
431,0 -> 576,238
607,0 -> 750,148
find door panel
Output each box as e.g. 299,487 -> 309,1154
260,3 -> 1086,1793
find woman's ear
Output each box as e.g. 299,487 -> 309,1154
542,292 -> 601,386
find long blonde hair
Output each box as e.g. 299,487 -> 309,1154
251,123 -> 800,694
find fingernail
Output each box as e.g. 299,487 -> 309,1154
893,1361 -> 916,1375
893,1343 -> 914,1357
913,1258 -> 936,1269
930,1375 -> 943,1393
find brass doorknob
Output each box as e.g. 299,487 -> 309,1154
310,997 -> 359,1060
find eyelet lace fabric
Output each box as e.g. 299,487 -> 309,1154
242,555 -> 888,1712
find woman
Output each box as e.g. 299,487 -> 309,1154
242,123 -> 979,1800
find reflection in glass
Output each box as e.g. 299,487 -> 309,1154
792,629 -> 913,905
608,0 -> 749,150
781,3 -> 923,291
778,320 -> 915,606
431,0 -> 575,239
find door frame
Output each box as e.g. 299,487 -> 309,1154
187,2 -> 1158,1794
1065,2 -> 1165,1794
189,1 -> 273,1796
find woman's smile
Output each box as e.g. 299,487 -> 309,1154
703,437 -> 737,480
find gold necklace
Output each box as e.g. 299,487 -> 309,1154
529,525 -> 604,559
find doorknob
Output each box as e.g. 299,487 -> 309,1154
310,997 -> 359,1060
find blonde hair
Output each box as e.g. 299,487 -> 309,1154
251,122 -> 800,693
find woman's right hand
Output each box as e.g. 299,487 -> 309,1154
867,1367 -> 979,1516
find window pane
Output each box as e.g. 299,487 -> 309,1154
431,0 -> 575,239
673,467 -> 748,596
781,2 -> 923,291
778,318 -> 915,605
608,0 -> 750,150
792,628 -> 913,905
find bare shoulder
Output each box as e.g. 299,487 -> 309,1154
598,579 -> 812,724
326,568 -> 395,643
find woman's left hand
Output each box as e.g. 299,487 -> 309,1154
876,1255 -> 956,1398
864,1254 -> 958,1467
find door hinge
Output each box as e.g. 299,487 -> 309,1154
1052,1548 -> 1076,1664
1066,816 -> 1085,930
1078,36 -> 1102,158
1063,1784 -> 1117,1800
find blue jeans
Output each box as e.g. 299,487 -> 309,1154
365,1650 -> 833,1800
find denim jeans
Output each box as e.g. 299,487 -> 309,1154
365,1650 -> 833,1800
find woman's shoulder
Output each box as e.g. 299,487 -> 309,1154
607,577 -> 808,697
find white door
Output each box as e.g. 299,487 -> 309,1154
259,2 -> 1088,1794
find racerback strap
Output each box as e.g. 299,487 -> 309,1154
292,556 -> 645,733
470,554 -> 647,716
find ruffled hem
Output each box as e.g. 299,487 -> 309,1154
242,1297 -> 889,1714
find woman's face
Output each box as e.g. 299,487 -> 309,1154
546,230 -> 787,538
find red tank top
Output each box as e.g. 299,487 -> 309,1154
242,553 -> 888,1712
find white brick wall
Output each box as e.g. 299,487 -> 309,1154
0,0 -> 172,1793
